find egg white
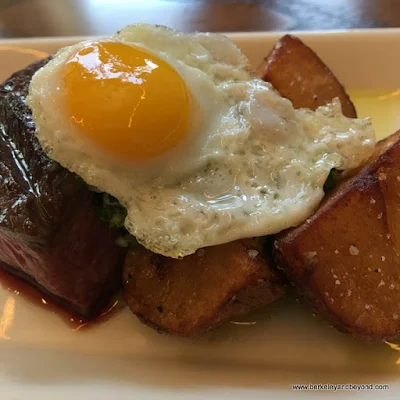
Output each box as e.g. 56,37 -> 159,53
27,23 -> 376,258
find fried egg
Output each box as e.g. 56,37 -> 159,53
27,24 -> 375,258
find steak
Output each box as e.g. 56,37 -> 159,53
0,58 -> 125,319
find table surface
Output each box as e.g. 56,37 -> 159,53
0,0 -> 399,39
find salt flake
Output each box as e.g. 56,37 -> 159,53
248,249 -> 259,259
303,251 -> 317,259
349,245 -> 359,256
379,173 -> 387,181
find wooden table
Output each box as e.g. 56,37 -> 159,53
0,0 -> 399,38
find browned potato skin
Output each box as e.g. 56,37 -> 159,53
339,130 -> 400,182
123,239 -> 285,337
274,132 -> 400,341
258,34 -> 357,118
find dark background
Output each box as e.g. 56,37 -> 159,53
0,0 -> 399,38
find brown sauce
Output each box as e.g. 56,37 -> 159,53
0,266 -> 125,331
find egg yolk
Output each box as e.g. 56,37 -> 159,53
62,41 -> 191,162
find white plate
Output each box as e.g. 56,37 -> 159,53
0,30 -> 400,400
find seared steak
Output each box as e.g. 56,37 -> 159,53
0,58 -> 125,319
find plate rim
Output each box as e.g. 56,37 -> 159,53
1,27 -> 400,399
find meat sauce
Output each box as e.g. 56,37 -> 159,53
0,264 -> 124,330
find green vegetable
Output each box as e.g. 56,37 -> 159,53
323,169 -> 337,193
74,174 -> 139,248
115,232 -> 139,248
93,193 -> 139,248
257,235 -> 272,253
94,193 -> 127,228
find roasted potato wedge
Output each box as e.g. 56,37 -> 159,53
258,34 -> 357,118
274,131 -> 400,341
123,239 -> 285,337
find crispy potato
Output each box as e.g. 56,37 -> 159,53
123,239 -> 285,337
339,130 -> 400,183
258,34 -> 357,118
274,131 -> 400,341
371,130 -> 400,159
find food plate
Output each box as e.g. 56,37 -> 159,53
0,29 -> 400,399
